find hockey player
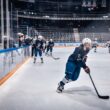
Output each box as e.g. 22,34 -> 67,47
44,40 -> 49,53
46,39 -> 54,56
92,40 -> 98,53
107,41 -> 110,53
33,35 -> 44,63
108,43 -> 110,53
57,38 -> 92,93
31,36 -> 37,57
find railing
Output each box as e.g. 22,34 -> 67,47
17,11 -> 110,20
0,46 -> 31,81
40,32 -> 110,42
79,33 -> 110,41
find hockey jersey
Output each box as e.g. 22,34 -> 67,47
48,41 -> 54,47
35,40 -> 44,49
68,44 -> 89,68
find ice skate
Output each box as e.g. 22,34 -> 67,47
33,57 -> 36,63
56,83 -> 64,93
41,58 -> 44,63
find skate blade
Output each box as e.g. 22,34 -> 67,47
33,60 -> 36,63
56,89 -> 62,93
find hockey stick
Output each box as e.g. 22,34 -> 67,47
45,53 -> 60,60
51,56 -> 60,60
89,73 -> 109,99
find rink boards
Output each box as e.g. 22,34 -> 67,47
0,46 -> 31,85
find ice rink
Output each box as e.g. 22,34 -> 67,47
0,47 -> 110,110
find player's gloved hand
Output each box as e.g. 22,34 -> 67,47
83,56 -> 87,62
84,66 -> 90,74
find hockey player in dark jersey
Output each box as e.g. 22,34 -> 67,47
31,36 -> 37,57
107,41 -> 110,53
44,40 -> 49,53
92,41 -> 98,53
57,38 -> 92,93
108,44 -> 110,53
46,39 -> 54,56
33,35 -> 44,63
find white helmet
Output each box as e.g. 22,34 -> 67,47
17,32 -> 24,36
38,35 -> 43,40
82,38 -> 92,45
50,39 -> 53,41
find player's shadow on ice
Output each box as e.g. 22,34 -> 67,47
62,86 -> 108,109
63,86 -> 96,96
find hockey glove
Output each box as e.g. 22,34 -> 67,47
83,56 -> 88,62
84,66 -> 90,74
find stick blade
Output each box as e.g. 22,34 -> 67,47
52,56 -> 60,60
98,95 -> 109,99
53,58 -> 60,60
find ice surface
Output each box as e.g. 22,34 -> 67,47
0,47 -> 110,110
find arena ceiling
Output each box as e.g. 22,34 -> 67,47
12,0 -> 110,14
